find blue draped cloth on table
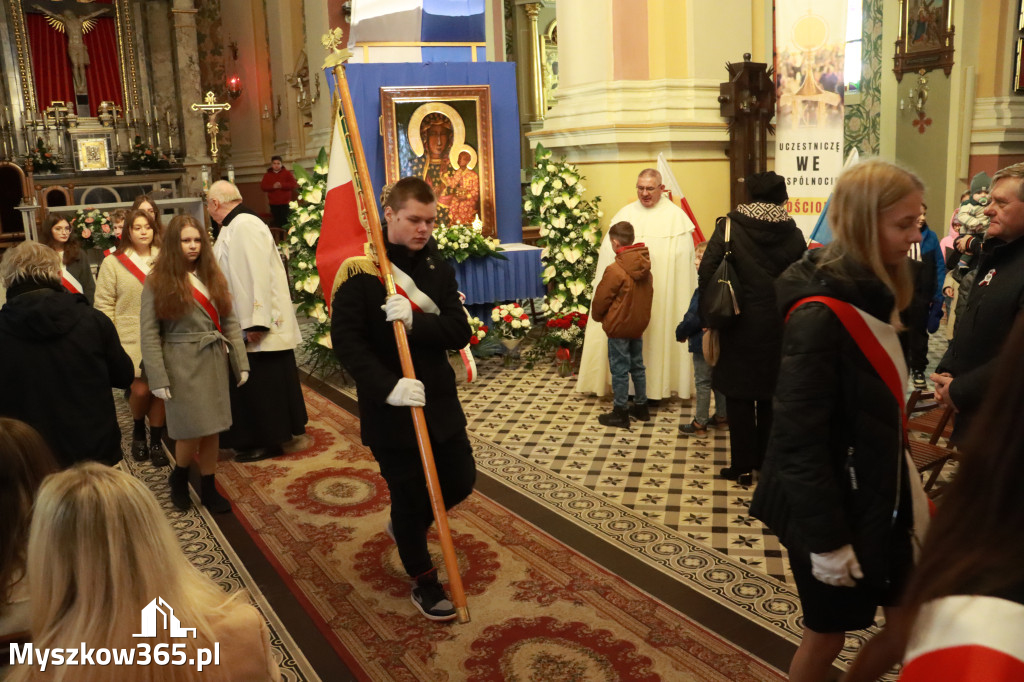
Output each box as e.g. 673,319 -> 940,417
451,245 -> 544,309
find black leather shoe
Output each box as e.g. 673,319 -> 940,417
234,444 -> 284,463
719,466 -> 751,482
150,442 -> 169,467
131,438 -> 148,461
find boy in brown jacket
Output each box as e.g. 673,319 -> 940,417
591,221 -> 654,428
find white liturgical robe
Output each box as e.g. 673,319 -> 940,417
576,197 -> 697,400
213,212 -> 301,352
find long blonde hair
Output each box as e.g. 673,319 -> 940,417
12,463 -> 245,682
822,158 -> 920,317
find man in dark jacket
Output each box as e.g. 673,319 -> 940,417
933,163 -> 1024,439
902,203 -> 945,388
0,241 -> 134,467
697,171 -> 805,483
331,177 -> 474,623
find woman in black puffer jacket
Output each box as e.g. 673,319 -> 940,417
751,159 -> 931,682
697,171 -> 806,480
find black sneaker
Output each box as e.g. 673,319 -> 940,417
912,371 -> 927,389
411,582 -> 457,622
630,402 -> 651,422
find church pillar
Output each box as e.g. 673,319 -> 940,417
523,3 -> 545,122
145,2 -> 178,140
529,0 -> 759,231
171,0 -> 211,193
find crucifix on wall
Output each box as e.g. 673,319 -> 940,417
30,1 -> 109,96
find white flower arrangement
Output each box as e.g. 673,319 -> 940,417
433,222 -> 506,263
522,144 -> 601,317
283,147 -> 338,374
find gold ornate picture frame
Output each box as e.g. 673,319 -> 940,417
380,85 -> 497,237
72,134 -> 110,171
894,0 -> 955,82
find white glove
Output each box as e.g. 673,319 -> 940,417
810,544 -> 864,587
237,370 -> 249,387
152,387 -> 172,401
381,294 -> 413,330
385,378 -> 425,407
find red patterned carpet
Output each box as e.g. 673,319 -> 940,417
216,387 -> 784,681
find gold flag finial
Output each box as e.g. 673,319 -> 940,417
321,28 -> 353,69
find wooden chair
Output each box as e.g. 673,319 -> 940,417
905,390 -> 957,498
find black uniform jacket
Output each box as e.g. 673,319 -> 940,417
751,249 -> 914,589
331,239 -> 472,450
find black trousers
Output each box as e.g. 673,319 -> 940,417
270,204 -> 291,228
726,397 -> 773,472
371,430 -> 476,578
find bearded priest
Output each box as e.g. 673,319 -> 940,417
576,168 -> 697,403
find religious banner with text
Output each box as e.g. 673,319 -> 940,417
774,1 -> 846,237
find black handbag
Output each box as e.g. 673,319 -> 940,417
702,218 -> 741,329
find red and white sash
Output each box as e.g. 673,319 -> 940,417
60,266 -> 83,294
390,264 -> 440,315
188,273 -> 222,332
900,596 -> 1024,681
787,296 -> 930,546
115,250 -> 152,285
104,245 -> 117,257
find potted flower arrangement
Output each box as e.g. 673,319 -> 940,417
467,315 -> 501,357
70,208 -> 120,252
127,135 -> 168,170
283,148 -> 336,375
490,302 -> 531,367
27,137 -> 59,173
433,222 -> 506,263
524,143 -> 602,317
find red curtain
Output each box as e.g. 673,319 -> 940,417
27,0 -> 122,117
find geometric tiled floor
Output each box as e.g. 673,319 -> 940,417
460,358 -> 793,583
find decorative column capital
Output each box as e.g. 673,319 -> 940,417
523,3 -> 540,19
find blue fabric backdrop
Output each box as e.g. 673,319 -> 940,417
326,62 -> 522,244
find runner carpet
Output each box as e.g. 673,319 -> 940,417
215,386 -> 784,681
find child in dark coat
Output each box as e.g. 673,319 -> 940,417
675,241 -> 727,436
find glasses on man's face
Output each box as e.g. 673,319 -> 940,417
636,185 -> 659,194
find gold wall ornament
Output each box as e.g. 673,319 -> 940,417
190,91 -> 231,163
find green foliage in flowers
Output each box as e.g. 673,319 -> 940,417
283,147 -> 338,375
71,208 -> 120,251
27,137 -> 59,173
467,315 -> 502,357
434,223 -> 506,263
524,143 -> 602,317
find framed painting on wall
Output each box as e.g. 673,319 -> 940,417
380,85 -> 497,237
894,0 -> 955,81
1015,0 -> 1024,93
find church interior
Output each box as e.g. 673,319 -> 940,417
1,0 -> 1023,680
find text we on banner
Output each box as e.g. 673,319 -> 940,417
775,1 -> 846,237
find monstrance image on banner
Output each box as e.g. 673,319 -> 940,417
381,85 -> 496,237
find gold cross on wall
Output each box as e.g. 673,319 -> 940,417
190,91 -> 231,163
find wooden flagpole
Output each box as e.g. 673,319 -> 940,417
324,42 -> 470,624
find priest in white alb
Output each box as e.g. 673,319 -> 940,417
576,168 -> 697,401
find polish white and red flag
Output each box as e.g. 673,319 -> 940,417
317,107 -> 368,313
657,153 -> 705,245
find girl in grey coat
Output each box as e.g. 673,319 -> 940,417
140,215 -> 249,513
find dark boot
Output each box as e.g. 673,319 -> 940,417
598,406 -> 631,428
168,465 -> 191,511
630,402 -> 650,421
201,474 -> 232,514
131,419 -> 147,461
